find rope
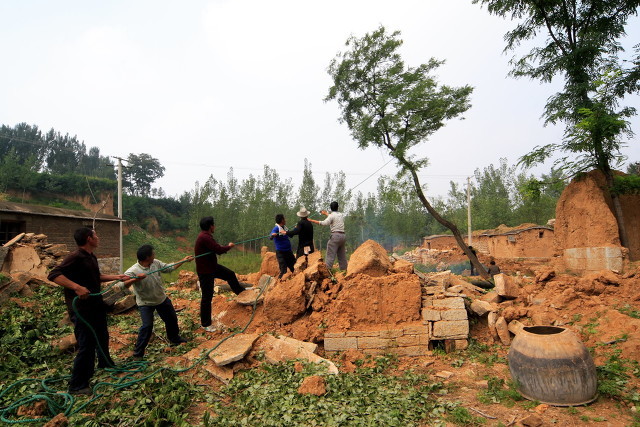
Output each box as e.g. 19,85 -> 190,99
0,239 -> 273,424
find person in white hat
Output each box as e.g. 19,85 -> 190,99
286,206 -> 315,258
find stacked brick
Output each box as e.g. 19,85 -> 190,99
323,270 -> 472,354
421,271 -> 469,350
324,325 -> 430,356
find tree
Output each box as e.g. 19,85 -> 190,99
474,0 -> 640,248
471,159 -> 516,229
123,153 -> 165,197
296,159 -> 319,214
325,26 -> 487,277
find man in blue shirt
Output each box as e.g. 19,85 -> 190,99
270,213 -> 295,278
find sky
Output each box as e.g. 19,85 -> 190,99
1,1 -> 639,202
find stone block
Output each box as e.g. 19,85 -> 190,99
422,308 -> 441,321
396,335 -> 420,347
440,309 -> 468,321
391,345 -> 429,357
403,325 -> 429,335
494,274 -> 519,299
346,330 -> 380,337
379,329 -> 403,339
323,336 -> 357,351
431,297 -> 465,310
495,316 -> 511,346
418,334 -> 430,345
432,320 -> 469,338
444,339 -> 468,353
324,332 -> 345,338
470,300 -> 492,316
357,336 -> 392,349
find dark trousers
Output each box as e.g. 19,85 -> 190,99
69,308 -> 113,391
275,250 -> 295,277
198,265 -> 243,327
133,298 -> 181,357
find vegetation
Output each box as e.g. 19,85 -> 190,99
325,25 -> 493,278
474,0 -> 640,249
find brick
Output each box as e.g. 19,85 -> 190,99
324,336 -> 357,351
441,309 -> 468,321
403,325 -> 429,335
396,335 -> 420,346
324,332 -> 345,338
444,339 -> 468,353
422,308 -> 441,321
379,329 -> 403,339
432,320 -> 469,338
418,334 -> 430,345
358,337 -> 393,349
345,330 -> 380,337
431,297 -> 465,310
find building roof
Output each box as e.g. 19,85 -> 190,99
0,201 -> 124,222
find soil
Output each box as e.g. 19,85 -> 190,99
99,255 -> 640,426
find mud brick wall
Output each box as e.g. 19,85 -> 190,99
324,325 -> 430,356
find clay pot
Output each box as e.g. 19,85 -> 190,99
508,326 -> 597,406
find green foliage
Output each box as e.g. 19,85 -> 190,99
446,407 -> 486,426
612,174 -> 640,195
474,1 -> 638,184
476,377 -> 523,407
597,350 -> 633,400
70,372 -> 198,426
207,358 -> 453,426
123,153 -> 166,197
0,286 -> 71,382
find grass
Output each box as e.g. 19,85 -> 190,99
617,304 -> 640,319
476,377 -> 523,407
123,228 -> 262,279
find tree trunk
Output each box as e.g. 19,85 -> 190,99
603,169 -> 629,248
404,165 -> 490,279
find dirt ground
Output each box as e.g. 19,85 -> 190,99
97,248 -> 640,427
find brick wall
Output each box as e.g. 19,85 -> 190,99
0,212 -> 121,257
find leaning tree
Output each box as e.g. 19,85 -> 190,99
325,26 -> 488,278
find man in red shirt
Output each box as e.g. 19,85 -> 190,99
194,216 -> 243,332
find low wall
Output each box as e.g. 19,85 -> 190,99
563,247 -> 624,273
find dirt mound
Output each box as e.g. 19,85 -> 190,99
346,239 -> 393,277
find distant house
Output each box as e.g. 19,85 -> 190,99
423,225 -> 555,259
0,201 -> 123,257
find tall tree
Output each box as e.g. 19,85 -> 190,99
474,0 -> 640,247
123,153 -> 165,197
296,159 -> 319,214
325,26 -> 486,277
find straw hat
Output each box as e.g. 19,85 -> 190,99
296,207 -> 310,217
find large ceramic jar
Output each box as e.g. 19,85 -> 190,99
508,326 -> 597,406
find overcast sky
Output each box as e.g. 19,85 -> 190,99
1,1 -> 639,201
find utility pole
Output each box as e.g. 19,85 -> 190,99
113,156 -> 125,272
467,176 -> 472,246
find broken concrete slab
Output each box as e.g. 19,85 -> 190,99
277,336 -> 318,354
235,288 -> 264,306
202,362 -> 234,384
2,233 -> 25,248
7,246 -> 47,276
495,316 -> 511,345
209,333 -> 259,366
494,274 -> 519,299
254,334 -> 338,374
470,300 -> 493,316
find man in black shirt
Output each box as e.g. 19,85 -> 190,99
286,207 -> 315,258
48,227 -> 129,395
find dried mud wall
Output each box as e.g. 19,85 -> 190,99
554,170 -> 640,271
485,229 -> 554,258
